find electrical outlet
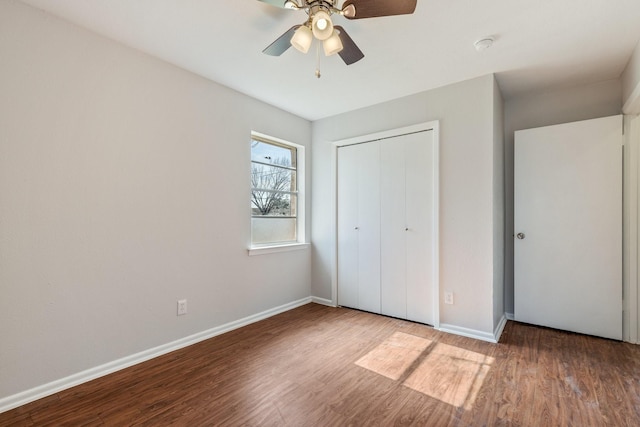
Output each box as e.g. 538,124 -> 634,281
444,291 -> 454,305
177,299 -> 187,316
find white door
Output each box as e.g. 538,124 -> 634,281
380,131 -> 436,324
337,142 -> 381,313
357,142 -> 381,313
380,137 -> 407,319
405,131 -> 436,325
514,115 -> 622,340
337,144 -> 360,309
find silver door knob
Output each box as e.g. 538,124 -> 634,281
354,227 -> 359,230
516,233 -> 525,240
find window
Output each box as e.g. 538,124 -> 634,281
251,134 -> 303,247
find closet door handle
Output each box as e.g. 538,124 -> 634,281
355,227 -> 359,230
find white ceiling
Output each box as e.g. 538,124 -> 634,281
20,0 -> 640,120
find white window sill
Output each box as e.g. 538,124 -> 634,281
248,243 -> 310,256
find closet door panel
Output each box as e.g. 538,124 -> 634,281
357,142 -> 382,314
405,131 -> 435,325
380,140 -> 407,319
337,144 -> 360,309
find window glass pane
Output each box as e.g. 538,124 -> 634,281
252,193 -> 297,217
251,163 -> 296,192
251,218 -> 297,244
251,140 -> 296,168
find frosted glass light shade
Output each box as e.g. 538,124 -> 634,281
291,25 -> 313,53
312,11 -> 333,41
323,31 -> 343,56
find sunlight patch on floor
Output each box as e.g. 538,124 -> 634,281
356,333 -> 495,410
355,332 -> 432,381
404,342 -> 494,409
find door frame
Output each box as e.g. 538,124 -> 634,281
624,114 -> 640,344
330,121 -> 440,329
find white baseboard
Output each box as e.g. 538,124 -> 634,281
311,296 -> 335,307
505,312 -> 515,321
438,318 -> 506,344
0,297 -> 313,414
493,314 -> 508,342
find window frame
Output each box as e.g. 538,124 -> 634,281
248,132 -> 308,255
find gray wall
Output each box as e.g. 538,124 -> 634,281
503,79 -> 622,314
312,75 -> 504,335
0,0 -> 311,400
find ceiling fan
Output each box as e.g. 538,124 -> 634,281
259,0 -> 417,67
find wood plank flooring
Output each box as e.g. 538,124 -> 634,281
1,303 -> 639,426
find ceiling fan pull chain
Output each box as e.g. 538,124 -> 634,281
315,40 -> 321,78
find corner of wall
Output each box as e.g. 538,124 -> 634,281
492,76 -> 506,330
623,39 -> 640,114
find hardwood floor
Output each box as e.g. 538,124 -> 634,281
2,303 -> 639,426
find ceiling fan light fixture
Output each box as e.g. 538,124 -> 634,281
291,25 -> 313,53
312,10 -> 333,40
323,30 -> 343,56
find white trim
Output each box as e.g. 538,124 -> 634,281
505,312 -> 515,321
630,115 -> 640,344
330,143 -> 339,307
624,115 -> 638,344
432,123 -> 441,329
248,242 -> 310,256
331,121 -> 440,327
438,322 -> 502,344
0,297 -> 312,414
333,122 -> 438,147
311,296 -> 335,307
493,315 -> 508,342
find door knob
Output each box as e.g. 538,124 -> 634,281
354,227 -> 359,230
516,232 -> 525,240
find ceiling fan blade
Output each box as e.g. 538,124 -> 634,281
342,0 -> 417,19
263,25 -> 300,56
257,0 -> 289,8
334,26 -> 364,65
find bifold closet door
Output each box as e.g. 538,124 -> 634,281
380,138 -> 406,319
337,141 -> 381,314
405,131 -> 435,325
337,144 -> 359,309
380,131 -> 435,325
